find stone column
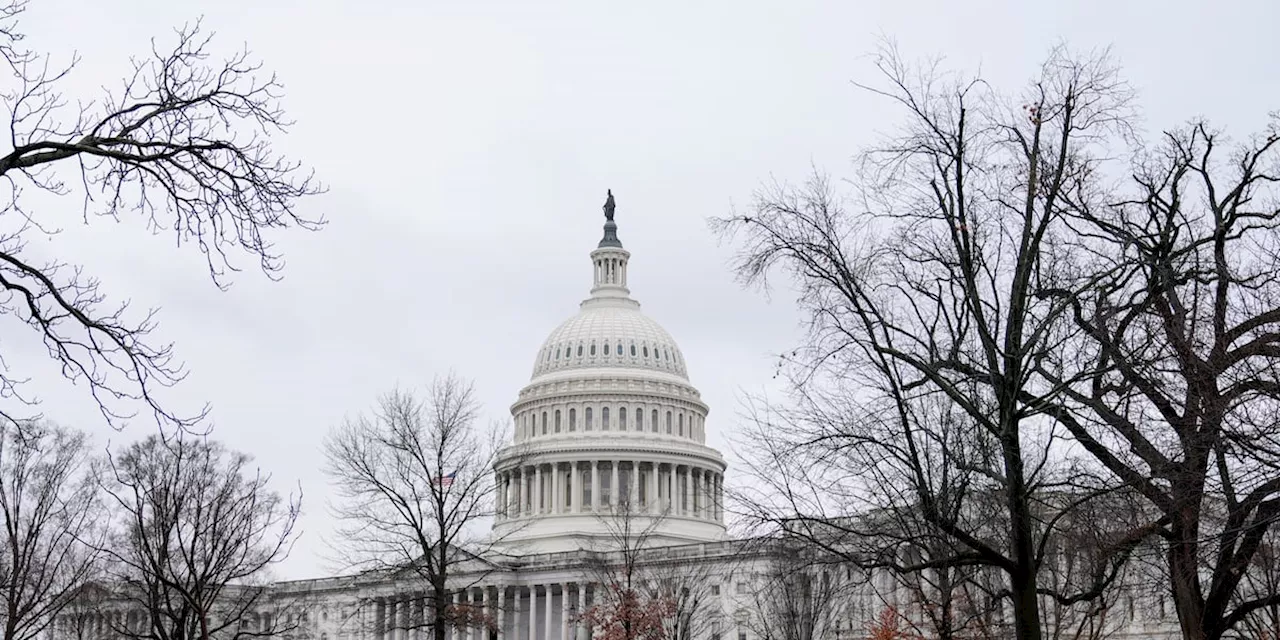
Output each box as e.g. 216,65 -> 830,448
543,584 -> 554,640
535,465 -> 543,513
630,462 -> 640,509
498,587 -> 507,640
683,467 -> 693,516
527,587 -> 537,640
610,462 -> 619,510
569,461 -> 579,512
512,471 -> 522,517
576,585 -> 587,640
561,583 -> 573,640
648,462 -> 659,513
591,461 -> 600,511
552,462 -> 562,514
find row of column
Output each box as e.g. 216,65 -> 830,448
373,583 -> 596,640
495,460 -> 723,521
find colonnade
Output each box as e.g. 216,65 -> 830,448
372,582 -> 596,640
495,460 -> 723,521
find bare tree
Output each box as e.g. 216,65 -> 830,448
98,434 -> 301,640
324,374 -> 508,640
1041,116 -> 1280,640
0,1 -> 322,429
0,419 -> 103,640
714,43 -> 1146,640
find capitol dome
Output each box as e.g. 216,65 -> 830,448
531,297 -> 689,381
491,192 -> 727,555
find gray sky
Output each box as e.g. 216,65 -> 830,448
6,0 -> 1277,580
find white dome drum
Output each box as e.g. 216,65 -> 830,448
491,193 -> 727,554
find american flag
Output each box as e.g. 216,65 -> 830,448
433,472 -> 456,487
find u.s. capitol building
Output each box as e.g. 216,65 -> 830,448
54,196 -> 1183,640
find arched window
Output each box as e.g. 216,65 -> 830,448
555,410 -> 562,433
590,343 -> 597,356
578,345 -> 584,357
636,409 -> 643,431
643,345 -> 649,357
602,407 -> 611,431
586,407 -> 594,430
652,409 -> 659,432
555,347 -> 560,360
616,343 -> 623,355
666,411 -> 673,434
569,408 -> 577,431
679,413 -> 685,436
542,411 -> 548,435
630,344 -> 637,356
620,407 -> 628,430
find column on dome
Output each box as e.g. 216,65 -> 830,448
591,461 -> 600,511
569,461 -> 579,513
630,461 -> 640,508
513,470 -> 523,517
683,466 -> 693,516
645,463 -> 655,512
495,472 -> 505,518
610,462 -> 620,511
534,465 -> 543,514
552,463 -> 562,514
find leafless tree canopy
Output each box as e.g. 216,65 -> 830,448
715,43 -> 1142,640
324,374 -> 504,640
0,419 -> 102,640
717,39 -> 1280,640
99,435 -> 300,640
0,0 -> 322,429
1043,117 -> 1280,640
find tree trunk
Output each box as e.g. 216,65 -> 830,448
1002,409 -> 1043,640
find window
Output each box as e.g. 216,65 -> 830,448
643,346 -> 649,357
565,471 -> 573,508
602,407 -> 610,430
541,411 -> 548,435
711,584 -> 721,596
601,467 -> 612,504
652,409 -> 659,432
620,407 -> 627,430
581,469 -> 592,507
554,346 -> 559,359
555,410 -> 562,433
630,344 -> 637,356
666,411 -> 673,434
590,343 -> 596,356
604,342 -> 610,356
637,409 -> 643,431
616,343 -> 623,355
679,413 -> 685,436
736,583 -> 749,595
577,345 -> 583,356
569,408 -> 577,431
738,632 -> 747,640
586,407 -> 594,430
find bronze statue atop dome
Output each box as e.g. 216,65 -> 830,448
603,189 -> 616,222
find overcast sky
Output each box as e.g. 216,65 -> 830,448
6,0 -> 1277,580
